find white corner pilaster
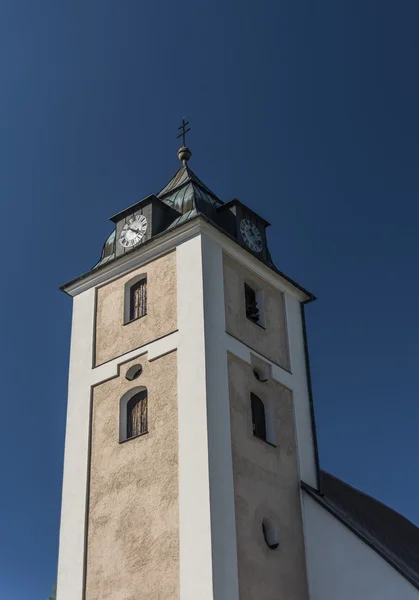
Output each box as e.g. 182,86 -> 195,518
284,293 -> 318,489
176,235 -> 214,600
201,234 -> 239,600
56,287 -> 96,600
176,233 -> 239,600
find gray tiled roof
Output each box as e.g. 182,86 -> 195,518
303,471 -> 419,590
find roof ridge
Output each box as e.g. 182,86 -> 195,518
183,166 -> 222,201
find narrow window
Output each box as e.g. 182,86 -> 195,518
129,277 -> 147,321
262,518 -> 279,550
127,389 -> 148,439
251,392 -> 266,441
245,283 -> 260,323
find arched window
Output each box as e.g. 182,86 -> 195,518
120,387 -> 148,442
245,283 -> 259,323
244,283 -> 265,327
251,392 -> 266,441
127,390 -> 148,439
124,274 -> 147,323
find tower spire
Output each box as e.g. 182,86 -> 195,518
177,117 -> 192,165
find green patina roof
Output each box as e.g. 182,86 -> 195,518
157,164 -> 222,215
92,164 -> 222,269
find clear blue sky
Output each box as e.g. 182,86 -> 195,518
0,1 -> 417,598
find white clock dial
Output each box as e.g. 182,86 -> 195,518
120,214 -> 147,248
240,219 -> 263,253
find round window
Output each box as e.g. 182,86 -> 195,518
253,367 -> 269,382
125,364 -> 143,381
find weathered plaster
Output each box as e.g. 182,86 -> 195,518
228,352 -> 309,600
223,253 -> 290,369
94,250 -> 177,366
85,350 -> 179,600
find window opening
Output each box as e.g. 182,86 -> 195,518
262,518 -> 279,550
129,277 -> 147,321
251,392 -> 266,441
125,364 -> 143,381
127,389 -> 148,439
253,367 -> 269,382
245,283 -> 260,323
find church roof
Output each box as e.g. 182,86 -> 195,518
62,149 -> 315,301
302,470 -> 419,590
157,164 -> 223,217
91,164 -> 223,270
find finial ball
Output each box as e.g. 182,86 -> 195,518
177,146 -> 192,164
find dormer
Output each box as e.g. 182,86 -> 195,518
109,194 -> 180,260
216,198 -> 271,264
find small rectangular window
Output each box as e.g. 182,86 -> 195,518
245,283 -> 260,324
130,278 -> 147,321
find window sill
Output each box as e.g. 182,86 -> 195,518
119,431 -> 148,444
246,316 -> 266,330
253,433 -> 276,448
123,313 -> 147,326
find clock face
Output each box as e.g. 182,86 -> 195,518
120,214 -> 147,248
240,219 -> 263,253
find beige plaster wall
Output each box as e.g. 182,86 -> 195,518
94,250 -> 177,366
223,254 -> 290,370
228,352 -> 309,600
85,350 -> 179,600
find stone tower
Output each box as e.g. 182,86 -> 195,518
56,142 -> 319,600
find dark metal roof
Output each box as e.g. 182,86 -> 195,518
219,199 -> 271,227
62,162 -> 315,300
158,165 -> 221,202
92,165 -> 224,270
157,165 -> 222,217
95,229 -> 116,268
303,471 -> 419,590
109,194 -> 157,223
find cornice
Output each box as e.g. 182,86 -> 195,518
61,215 -> 314,302
61,218 -> 202,297
200,220 -> 312,302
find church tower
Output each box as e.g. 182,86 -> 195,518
56,129 -> 319,600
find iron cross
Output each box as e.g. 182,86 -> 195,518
177,117 -> 191,146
